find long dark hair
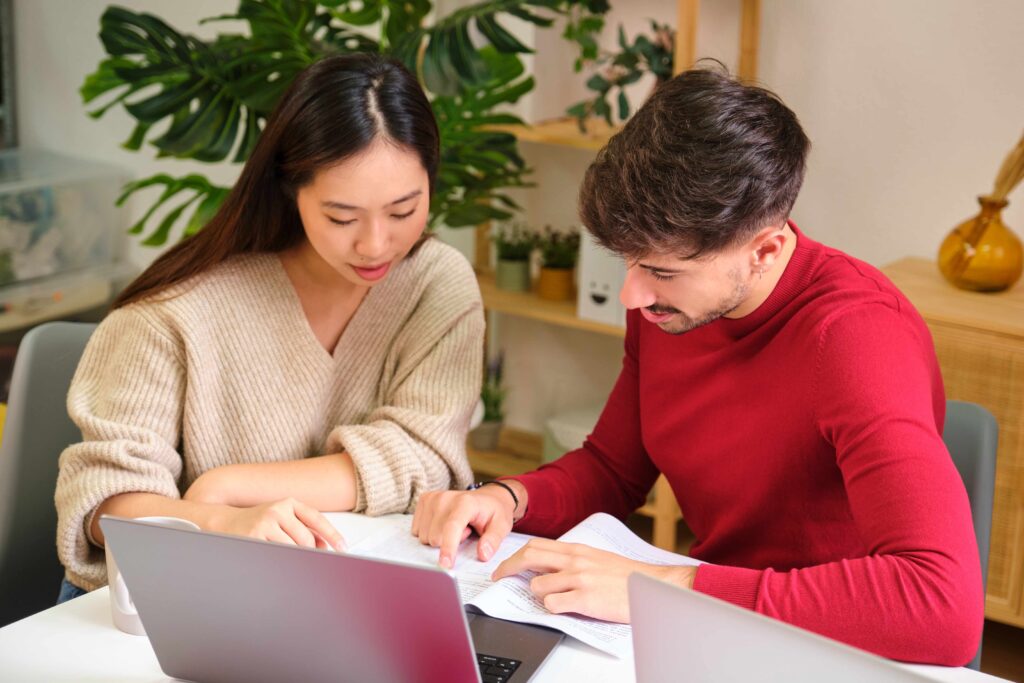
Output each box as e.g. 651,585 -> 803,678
113,53 -> 440,309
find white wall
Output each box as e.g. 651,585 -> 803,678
761,0 -> 1024,265
499,0 -> 1024,433
12,1 -> 1024,433
13,0 -> 240,269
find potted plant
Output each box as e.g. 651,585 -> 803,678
79,2 -> 613,246
493,222 -> 536,292
536,226 -> 580,301
566,20 -> 675,131
470,353 -> 506,451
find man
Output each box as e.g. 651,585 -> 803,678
412,67 -> 982,666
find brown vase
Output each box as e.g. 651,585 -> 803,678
938,195 -> 1023,292
536,267 -> 575,301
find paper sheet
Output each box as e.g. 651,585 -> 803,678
466,513 -> 701,658
348,516 -> 532,601
347,512 -> 700,659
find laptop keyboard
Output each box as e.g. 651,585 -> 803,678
476,653 -> 522,682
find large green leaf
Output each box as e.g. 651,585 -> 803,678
415,1 -> 605,95
82,1 -> 612,245
116,173 -> 229,246
430,47 -> 535,228
83,2 -> 348,164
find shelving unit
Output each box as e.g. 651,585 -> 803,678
467,428 -> 543,478
472,270 -> 685,550
476,270 -> 625,338
470,0 -> 762,552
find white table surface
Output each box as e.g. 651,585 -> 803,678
0,513 -> 1007,682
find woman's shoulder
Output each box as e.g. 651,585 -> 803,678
400,237 -> 480,304
377,237 -> 483,345
138,252 -> 278,308
115,253 -> 280,331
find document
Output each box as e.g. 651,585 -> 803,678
347,512 -> 700,659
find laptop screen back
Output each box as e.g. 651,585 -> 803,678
101,516 -> 481,683
628,573 -> 932,683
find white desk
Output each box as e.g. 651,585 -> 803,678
0,513 -> 1008,682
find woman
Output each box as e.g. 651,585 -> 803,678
55,54 -> 484,600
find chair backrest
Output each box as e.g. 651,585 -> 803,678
942,399 -> 998,671
0,321 -> 96,626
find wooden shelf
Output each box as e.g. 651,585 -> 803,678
467,446 -> 540,479
476,270 -> 625,338
487,117 -> 621,152
467,428 -> 543,479
465,427 -> 681,542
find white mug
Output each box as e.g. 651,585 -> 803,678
104,516 -> 201,636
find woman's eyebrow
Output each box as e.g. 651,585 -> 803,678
321,189 -> 422,211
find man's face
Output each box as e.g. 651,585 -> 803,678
619,242 -> 755,335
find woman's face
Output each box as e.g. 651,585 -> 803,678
295,139 -> 430,287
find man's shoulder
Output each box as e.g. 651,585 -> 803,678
801,246 -> 916,324
798,250 -> 934,359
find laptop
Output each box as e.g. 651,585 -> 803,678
100,516 -> 562,683
628,573 -> 934,683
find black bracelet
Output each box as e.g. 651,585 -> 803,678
470,480 -> 519,514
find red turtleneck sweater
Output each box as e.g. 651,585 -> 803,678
512,225 -> 982,666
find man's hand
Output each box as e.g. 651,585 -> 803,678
412,482 -> 525,568
208,497 -> 346,552
491,538 -> 697,623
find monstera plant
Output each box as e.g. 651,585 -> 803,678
81,0 -> 610,246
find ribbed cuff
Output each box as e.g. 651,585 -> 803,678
692,563 -> 762,611
503,471 -> 570,536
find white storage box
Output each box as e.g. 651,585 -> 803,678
541,405 -> 604,463
576,229 -> 626,328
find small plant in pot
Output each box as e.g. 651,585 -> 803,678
494,223 -> 536,292
470,353 -> 506,451
536,225 -> 581,301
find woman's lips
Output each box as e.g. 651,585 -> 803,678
352,261 -> 392,281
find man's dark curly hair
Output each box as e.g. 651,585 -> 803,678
579,64 -> 810,260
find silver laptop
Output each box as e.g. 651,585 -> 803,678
100,516 -> 562,683
628,573 -> 934,683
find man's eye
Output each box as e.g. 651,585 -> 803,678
650,272 -> 674,282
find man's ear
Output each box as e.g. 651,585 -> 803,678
749,223 -> 788,272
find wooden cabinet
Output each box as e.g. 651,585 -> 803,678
883,258 -> 1024,628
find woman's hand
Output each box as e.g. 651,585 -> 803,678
491,538 -> 697,623
208,497 -> 346,552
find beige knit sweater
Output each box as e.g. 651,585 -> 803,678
55,239 -> 484,590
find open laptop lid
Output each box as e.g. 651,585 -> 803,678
628,573 -> 933,683
100,516 -> 482,683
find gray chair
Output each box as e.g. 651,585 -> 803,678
0,321 -> 96,626
942,399 -> 998,671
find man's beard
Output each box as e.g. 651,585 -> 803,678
653,269 -> 750,336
